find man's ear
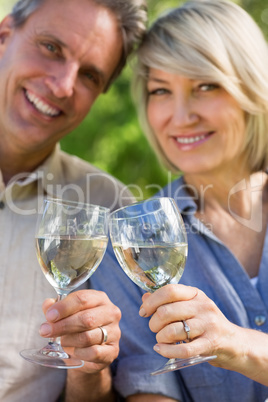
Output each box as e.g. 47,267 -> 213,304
0,16 -> 14,55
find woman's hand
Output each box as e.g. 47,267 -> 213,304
139,284 -> 255,374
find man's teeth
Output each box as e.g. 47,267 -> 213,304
26,91 -> 60,117
176,134 -> 206,144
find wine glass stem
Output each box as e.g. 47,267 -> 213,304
47,292 -> 68,351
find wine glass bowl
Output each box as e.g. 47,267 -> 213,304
36,200 -> 108,295
109,197 -> 216,375
110,197 -> 187,292
20,198 -> 109,369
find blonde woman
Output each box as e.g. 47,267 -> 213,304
105,1 -> 268,401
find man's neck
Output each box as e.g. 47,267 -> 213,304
0,146 -> 54,185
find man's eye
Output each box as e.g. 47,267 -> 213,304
85,72 -> 94,81
81,71 -> 100,87
42,42 -> 58,53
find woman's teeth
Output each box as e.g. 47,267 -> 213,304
176,134 -> 206,144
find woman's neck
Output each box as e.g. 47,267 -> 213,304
185,170 -> 268,278
183,167 -> 261,216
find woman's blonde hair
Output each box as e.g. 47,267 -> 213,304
133,0 -> 268,173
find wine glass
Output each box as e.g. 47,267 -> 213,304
20,198 -> 109,369
109,197 -> 216,375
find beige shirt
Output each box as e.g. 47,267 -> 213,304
0,145 -> 133,402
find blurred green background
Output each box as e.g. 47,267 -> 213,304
1,0 -> 267,199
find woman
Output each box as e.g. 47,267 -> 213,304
109,0 -> 268,401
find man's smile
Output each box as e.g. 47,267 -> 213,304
24,89 -> 61,117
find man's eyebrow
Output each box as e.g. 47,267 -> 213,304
37,32 -> 68,49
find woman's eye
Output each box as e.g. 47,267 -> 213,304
47,44 -> 55,52
198,83 -> 219,92
148,88 -> 169,96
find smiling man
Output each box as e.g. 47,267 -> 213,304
0,0 -> 147,401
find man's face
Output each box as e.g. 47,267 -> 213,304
0,0 -> 122,155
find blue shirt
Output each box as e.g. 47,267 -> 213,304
91,176 -> 268,401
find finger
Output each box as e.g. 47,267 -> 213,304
45,290 -> 112,322
154,317 -> 203,344
72,343 -> 120,373
139,284 -> 198,317
61,323 -> 121,349
153,336 -> 216,361
75,343 -> 119,364
154,321 -> 189,344
141,292 -> 151,302
63,342 -> 120,374
42,298 -> 56,315
148,298 -> 200,333
40,303 -> 121,338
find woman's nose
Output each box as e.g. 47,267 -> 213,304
171,95 -> 199,127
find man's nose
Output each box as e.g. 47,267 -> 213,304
44,63 -> 78,98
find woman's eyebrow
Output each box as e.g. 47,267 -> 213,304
147,76 -> 168,83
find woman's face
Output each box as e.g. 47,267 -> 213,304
147,68 -> 247,177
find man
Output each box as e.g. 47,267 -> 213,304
0,0 -> 147,400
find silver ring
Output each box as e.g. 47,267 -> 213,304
99,326 -> 108,344
182,320 -> 191,340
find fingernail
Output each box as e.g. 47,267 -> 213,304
153,344 -> 160,352
46,309 -> 59,322
139,307 -> 146,317
39,323 -> 52,336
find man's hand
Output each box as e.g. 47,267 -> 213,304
40,289 -> 121,373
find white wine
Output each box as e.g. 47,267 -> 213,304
36,236 -> 108,292
113,243 -> 187,292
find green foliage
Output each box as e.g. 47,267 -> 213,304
241,0 -> 268,39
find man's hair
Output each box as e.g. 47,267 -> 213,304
11,0 -> 148,89
133,0 -> 268,173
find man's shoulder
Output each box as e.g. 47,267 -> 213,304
59,150 -> 134,210
59,149 -> 104,175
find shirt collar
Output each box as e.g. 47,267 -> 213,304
37,143 -> 65,198
0,144 -> 64,199
161,175 -> 198,215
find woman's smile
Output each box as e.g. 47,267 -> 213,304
172,131 -> 215,150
